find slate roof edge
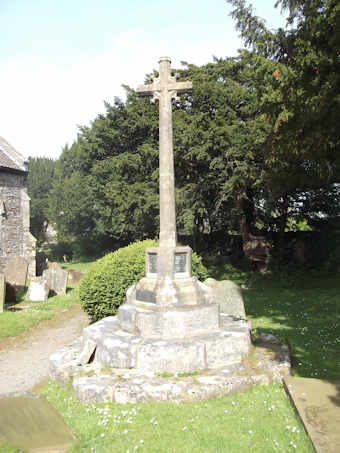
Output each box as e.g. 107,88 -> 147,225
0,136 -> 28,172
0,165 -> 28,175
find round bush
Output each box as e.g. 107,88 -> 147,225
79,239 -> 208,322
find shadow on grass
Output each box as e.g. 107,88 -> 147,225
243,281 -> 340,381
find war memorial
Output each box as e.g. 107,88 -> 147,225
50,58 -> 290,403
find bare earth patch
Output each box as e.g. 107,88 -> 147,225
0,304 -> 89,396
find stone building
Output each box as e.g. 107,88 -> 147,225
0,136 -> 36,279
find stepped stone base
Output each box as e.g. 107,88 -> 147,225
76,314 -> 250,373
49,332 -> 291,404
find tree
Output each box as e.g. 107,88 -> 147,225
48,92 -> 160,253
226,0 -> 340,236
27,157 -> 56,241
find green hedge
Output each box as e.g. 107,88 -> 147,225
79,239 -> 208,322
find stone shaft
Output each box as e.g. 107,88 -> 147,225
137,57 -> 192,280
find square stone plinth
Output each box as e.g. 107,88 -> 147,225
118,302 -> 219,339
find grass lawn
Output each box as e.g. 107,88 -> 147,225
38,381 -> 313,453
242,269 -> 340,381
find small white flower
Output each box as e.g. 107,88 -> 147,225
182,426 -> 188,431
140,440 -> 144,444
248,430 -> 253,434
100,433 -> 105,438
224,410 -> 228,413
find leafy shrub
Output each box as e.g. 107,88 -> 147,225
79,239 -> 208,322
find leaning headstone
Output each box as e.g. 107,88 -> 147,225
67,269 -> 84,285
0,393 -> 78,452
204,278 -> 246,318
43,263 -> 68,295
26,276 -> 50,302
0,274 -> 4,313
4,256 -> 28,287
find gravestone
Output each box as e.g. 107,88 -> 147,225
0,274 -> 4,313
204,278 -> 246,318
4,256 -> 28,287
26,276 -> 50,301
67,269 -> 84,285
0,393 -> 78,452
43,263 -> 68,295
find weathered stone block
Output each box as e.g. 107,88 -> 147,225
137,339 -> 206,373
83,317 -> 141,369
204,327 -> 251,368
204,278 -> 246,318
136,304 -> 220,339
76,339 -> 96,366
95,334 -> 139,369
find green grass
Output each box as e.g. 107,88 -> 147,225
244,283 -> 340,380
36,381 -> 313,453
60,260 -> 95,274
0,291 -> 78,342
0,443 -> 21,453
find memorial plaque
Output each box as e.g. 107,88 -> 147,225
149,253 -> 157,273
136,289 -> 156,303
175,253 -> 186,273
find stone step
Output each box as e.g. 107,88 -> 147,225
81,316 -> 250,373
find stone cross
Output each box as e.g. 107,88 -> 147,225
137,57 -> 192,281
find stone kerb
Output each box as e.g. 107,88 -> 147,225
43,263 -> 68,295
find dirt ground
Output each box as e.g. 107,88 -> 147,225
0,304 -> 89,396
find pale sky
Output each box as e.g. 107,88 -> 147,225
0,0 -> 287,159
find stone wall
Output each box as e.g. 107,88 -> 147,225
0,170 -> 36,278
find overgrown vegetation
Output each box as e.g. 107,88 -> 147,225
79,239 -> 208,322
